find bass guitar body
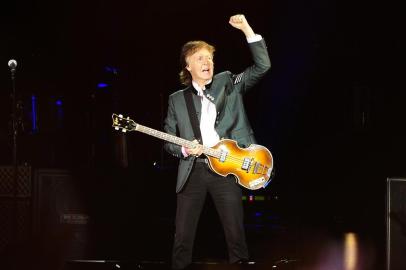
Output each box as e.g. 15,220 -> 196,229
205,139 -> 273,190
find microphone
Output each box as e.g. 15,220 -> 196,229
8,59 -> 17,73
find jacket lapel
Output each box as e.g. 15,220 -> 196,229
184,86 -> 202,122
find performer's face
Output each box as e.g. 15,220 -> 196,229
186,48 -> 214,86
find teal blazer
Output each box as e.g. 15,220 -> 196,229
164,39 -> 271,192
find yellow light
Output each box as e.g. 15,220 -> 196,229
344,232 -> 358,270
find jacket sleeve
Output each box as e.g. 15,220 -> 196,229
163,95 -> 185,159
232,39 -> 271,94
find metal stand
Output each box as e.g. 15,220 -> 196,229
9,63 -> 20,242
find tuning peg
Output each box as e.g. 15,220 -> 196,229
119,114 -> 123,118
122,129 -> 127,133
115,127 -> 119,131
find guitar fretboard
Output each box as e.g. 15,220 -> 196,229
135,124 -> 221,158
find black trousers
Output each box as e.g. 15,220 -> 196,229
172,162 -> 249,270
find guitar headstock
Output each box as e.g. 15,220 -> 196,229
112,113 -> 138,132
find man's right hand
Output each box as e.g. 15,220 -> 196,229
184,139 -> 203,157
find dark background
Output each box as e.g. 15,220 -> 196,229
0,0 -> 405,268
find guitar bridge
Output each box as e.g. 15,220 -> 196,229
253,162 -> 260,174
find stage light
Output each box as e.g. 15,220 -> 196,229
249,195 -> 254,202
255,212 -> 262,217
344,232 -> 358,270
31,95 -> 38,133
104,66 -> 119,74
97,83 -> 109,88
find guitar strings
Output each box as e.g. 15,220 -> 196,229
209,155 -> 269,175
137,126 -> 270,174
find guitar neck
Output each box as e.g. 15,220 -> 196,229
135,124 -> 219,158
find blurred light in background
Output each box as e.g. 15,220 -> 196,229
344,232 -> 358,270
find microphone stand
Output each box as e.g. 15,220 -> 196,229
10,66 -> 19,243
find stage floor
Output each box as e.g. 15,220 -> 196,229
0,184 -> 385,270
60,221 -> 383,270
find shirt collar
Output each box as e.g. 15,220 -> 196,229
192,80 -> 212,96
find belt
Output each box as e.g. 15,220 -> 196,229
195,157 -> 208,163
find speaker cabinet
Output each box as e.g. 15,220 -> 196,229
386,178 -> 406,270
33,169 -> 90,260
0,165 -> 32,252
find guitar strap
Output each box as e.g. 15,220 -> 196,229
183,89 -> 202,142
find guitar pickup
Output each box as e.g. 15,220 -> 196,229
242,157 -> 254,172
219,151 -> 228,162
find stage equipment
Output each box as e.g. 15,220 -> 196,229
386,178 -> 406,270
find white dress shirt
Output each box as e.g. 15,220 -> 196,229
192,81 -> 220,148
